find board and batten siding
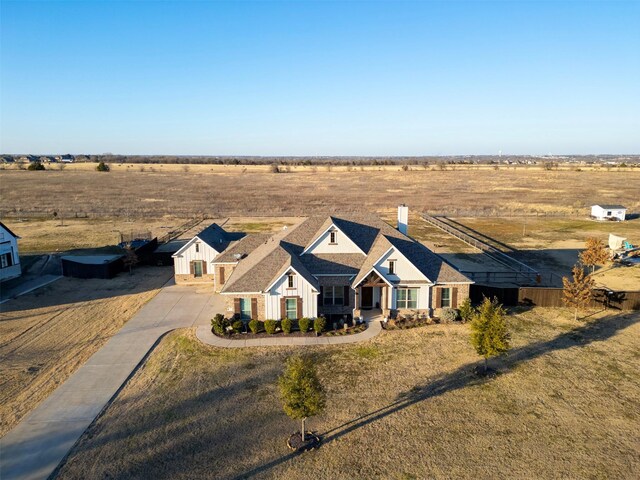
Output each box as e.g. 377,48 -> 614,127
389,284 -> 431,310
264,270 -> 318,319
173,240 -> 220,274
303,226 -> 364,255
375,247 -> 428,284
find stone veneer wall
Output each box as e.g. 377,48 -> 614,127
175,273 -> 215,285
222,294 -> 266,321
431,283 -> 471,317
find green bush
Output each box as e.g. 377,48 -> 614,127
459,298 -> 475,323
211,315 -> 229,336
248,319 -> 260,334
440,307 -> 459,323
96,161 -> 110,172
281,317 -> 292,334
232,320 -> 244,334
264,319 -> 277,335
298,317 -> 311,333
313,316 -> 326,334
28,162 -> 45,171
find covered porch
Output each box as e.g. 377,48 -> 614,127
353,270 -> 392,320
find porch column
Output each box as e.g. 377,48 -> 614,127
354,287 -> 360,309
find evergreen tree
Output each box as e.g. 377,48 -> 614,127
458,297 -> 475,323
579,237 -> 609,273
469,297 -> 510,373
278,355 -> 325,442
563,264 -> 595,320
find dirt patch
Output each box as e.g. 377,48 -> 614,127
592,264 -> 640,291
0,266 -> 172,435
56,309 -> 639,479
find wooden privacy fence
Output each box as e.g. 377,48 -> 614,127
518,287 -> 640,311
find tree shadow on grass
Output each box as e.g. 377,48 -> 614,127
235,312 -> 639,479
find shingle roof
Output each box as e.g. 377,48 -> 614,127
222,213 -> 471,293
593,204 -> 626,210
213,233 -> 271,263
196,223 -> 243,251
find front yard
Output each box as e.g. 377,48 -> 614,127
55,307 -> 640,479
0,266 -> 172,435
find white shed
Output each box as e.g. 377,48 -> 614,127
591,205 -> 626,222
0,222 -> 21,282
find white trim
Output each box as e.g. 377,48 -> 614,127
211,261 -> 239,265
436,281 -> 474,285
220,291 -> 263,295
172,235 -> 220,258
264,265 -> 319,293
353,266 -> 394,288
379,245 -> 430,283
300,223 -> 366,256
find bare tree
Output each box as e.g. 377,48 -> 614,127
122,244 -> 139,274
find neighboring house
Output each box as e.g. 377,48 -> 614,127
216,207 -> 472,321
172,223 -> 244,284
591,204 -> 626,222
0,222 -> 21,282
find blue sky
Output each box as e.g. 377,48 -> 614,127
1,0 -> 638,155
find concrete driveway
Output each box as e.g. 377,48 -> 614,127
0,280 -> 224,480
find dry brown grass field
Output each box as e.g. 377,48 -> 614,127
2,166 -> 639,218
7,216 -> 299,253
0,267 -> 172,436
55,308 -> 640,480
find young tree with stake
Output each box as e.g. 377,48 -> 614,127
278,355 -> 325,445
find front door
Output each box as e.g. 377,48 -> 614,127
361,287 -> 373,309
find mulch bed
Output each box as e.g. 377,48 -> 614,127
211,323 -> 368,339
287,432 -> 321,452
382,318 -> 436,330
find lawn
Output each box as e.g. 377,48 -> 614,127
0,266 -> 173,435
56,308 -> 640,479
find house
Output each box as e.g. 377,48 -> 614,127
0,222 -> 21,282
591,204 -> 626,222
212,207 -> 472,321
171,223 -> 244,284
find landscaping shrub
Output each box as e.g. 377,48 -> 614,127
313,316 -> 326,334
459,298 -> 475,323
232,320 -> 244,334
440,308 -> 459,323
264,319 -> 277,335
248,319 -> 260,334
281,317 -> 292,334
211,315 -> 230,336
298,317 -> 311,333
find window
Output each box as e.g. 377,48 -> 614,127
285,298 -> 297,319
195,242 -> 200,253
441,288 -> 451,308
323,286 -> 345,306
193,260 -> 203,277
288,273 -> 295,288
607,211 -> 612,216
240,298 -> 252,320
397,288 -> 418,309
0,253 -> 11,269
329,230 -> 337,244
388,260 -> 396,275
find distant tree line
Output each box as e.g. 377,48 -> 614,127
2,153 -> 639,167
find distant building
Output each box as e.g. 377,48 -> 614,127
591,204 -> 626,222
0,222 -> 21,282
